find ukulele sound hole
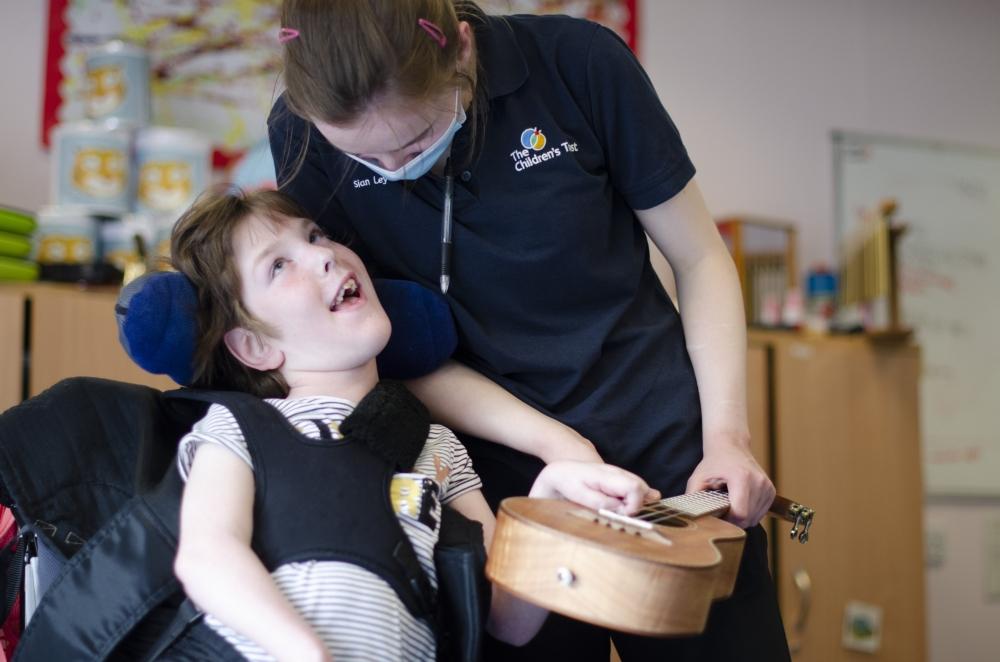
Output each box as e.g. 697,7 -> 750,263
651,518 -> 689,528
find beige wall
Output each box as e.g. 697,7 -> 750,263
0,2 -> 49,212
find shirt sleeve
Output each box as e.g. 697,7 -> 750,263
177,403 -> 254,481
267,96 -> 377,267
584,25 -> 696,210
430,425 -> 483,504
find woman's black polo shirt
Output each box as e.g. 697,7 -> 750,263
268,13 -> 703,494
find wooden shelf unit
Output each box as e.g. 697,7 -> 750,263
747,330 -> 925,662
0,282 -> 174,412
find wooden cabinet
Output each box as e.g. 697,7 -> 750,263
0,283 -> 174,412
748,331 -> 925,662
0,289 -> 25,411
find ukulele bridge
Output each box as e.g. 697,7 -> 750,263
563,508 -> 674,545
596,508 -> 653,530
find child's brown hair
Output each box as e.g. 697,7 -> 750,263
170,187 -> 310,398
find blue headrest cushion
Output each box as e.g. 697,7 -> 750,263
116,271 -> 457,385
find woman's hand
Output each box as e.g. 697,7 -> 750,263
686,435 -> 775,528
530,461 -> 660,515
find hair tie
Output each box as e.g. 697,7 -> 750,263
417,19 -> 447,49
278,27 -> 300,44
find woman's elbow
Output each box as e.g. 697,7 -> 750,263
485,613 -> 545,647
485,622 -> 533,648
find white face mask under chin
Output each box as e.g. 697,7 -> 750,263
345,90 -> 466,181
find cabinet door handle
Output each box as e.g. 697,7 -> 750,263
788,567 -> 812,655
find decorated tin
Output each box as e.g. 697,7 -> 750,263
102,214 -> 154,273
148,212 -> 179,265
51,121 -> 133,215
33,205 -> 100,266
84,40 -> 151,126
134,127 -> 212,216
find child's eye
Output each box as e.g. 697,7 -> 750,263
270,258 -> 286,278
308,229 -> 325,244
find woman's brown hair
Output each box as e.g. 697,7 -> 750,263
170,187 -> 311,398
277,0 -> 488,183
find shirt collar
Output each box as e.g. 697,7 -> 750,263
270,395 -> 357,422
475,15 -> 528,100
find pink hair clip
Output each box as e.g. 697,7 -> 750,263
417,19 -> 447,49
278,27 -> 300,44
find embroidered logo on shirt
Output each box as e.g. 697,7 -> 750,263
520,127 -> 547,151
510,126 -> 578,173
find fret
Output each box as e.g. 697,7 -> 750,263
637,505 -> 685,526
639,490 -> 815,544
657,490 -> 732,518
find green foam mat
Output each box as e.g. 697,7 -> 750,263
0,207 -> 37,236
0,256 -> 39,281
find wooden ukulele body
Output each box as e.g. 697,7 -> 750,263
485,497 -> 746,637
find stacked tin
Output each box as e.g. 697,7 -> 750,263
45,41 -> 211,282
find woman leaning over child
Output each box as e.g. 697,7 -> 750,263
268,1 -> 787,658
169,188 -> 658,661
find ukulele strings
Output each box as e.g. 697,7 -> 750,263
636,504 -> 685,526
637,491 -> 732,526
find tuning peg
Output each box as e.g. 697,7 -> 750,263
790,512 -> 803,539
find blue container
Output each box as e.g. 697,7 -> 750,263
134,127 -> 212,216
807,269 -> 838,298
51,121 -> 133,216
85,41 -> 151,126
34,205 -> 100,266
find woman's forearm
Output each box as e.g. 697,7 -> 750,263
406,360 -> 602,463
637,180 -> 751,450
674,250 -> 751,448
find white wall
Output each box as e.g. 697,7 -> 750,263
641,0 -> 1000,270
924,498 -> 1000,662
0,2 -> 50,212
637,2 -> 1000,661
2,2 -> 1000,660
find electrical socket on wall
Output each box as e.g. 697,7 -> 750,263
986,517 -> 1000,602
926,529 -> 946,568
842,601 -> 883,653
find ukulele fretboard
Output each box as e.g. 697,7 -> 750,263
653,490 -> 731,518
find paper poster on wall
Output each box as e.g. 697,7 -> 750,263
834,131 -> 1000,496
43,0 -> 638,168
44,0 -> 283,168
480,0 -> 637,49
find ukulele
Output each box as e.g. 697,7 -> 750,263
486,490 -> 814,637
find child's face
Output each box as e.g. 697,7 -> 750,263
231,212 -> 391,376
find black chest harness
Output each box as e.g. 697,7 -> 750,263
179,381 -> 436,618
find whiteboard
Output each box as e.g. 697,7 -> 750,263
834,132 -> 1000,496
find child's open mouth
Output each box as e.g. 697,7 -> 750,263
330,276 -> 361,312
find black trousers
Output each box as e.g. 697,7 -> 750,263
463,435 -> 792,662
